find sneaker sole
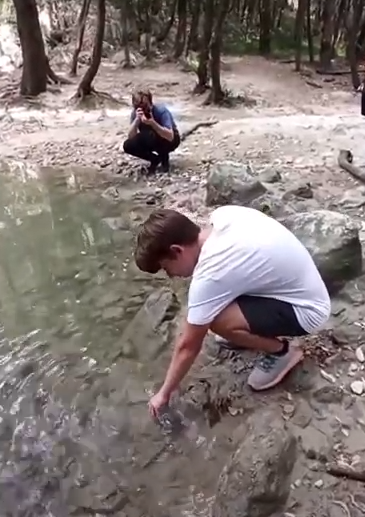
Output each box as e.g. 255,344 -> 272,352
248,347 -> 304,392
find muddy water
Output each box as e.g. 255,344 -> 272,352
0,162 -> 221,517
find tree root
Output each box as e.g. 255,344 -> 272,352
338,149 -> 365,183
46,59 -> 72,85
203,88 -> 255,108
70,87 -> 127,110
326,462 -> 365,482
180,120 -> 218,142
192,83 -> 210,95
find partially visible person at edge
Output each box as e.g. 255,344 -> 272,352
123,89 -> 180,175
134,205 -> 331,417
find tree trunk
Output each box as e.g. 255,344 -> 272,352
319,0 -> 336,69
294,0 -> 307,71
174,0 -> 187,58
186,0 -> 200,53
76,0 -> 106,97
195,0 -> 215,93
331,0 -> 348,58
306,0 -> 314,62
121,0 -> 132,67
70,0 -> 91,76
259,0 -> 272,55
156,0 -> 177,42
13,0 -> 48,96
346,0 -> 364,89
208,0 -> 230,104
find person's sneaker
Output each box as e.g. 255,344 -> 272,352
248,342 -> 303,391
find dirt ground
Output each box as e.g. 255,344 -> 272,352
0,55 -> 363,217
1,55 -> 365,516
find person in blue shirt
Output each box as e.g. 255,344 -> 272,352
123,89 -> 180,175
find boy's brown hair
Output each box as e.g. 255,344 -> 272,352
134,209 -> 201,274
132,89 -> 152,108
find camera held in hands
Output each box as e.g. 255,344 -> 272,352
138,103 -> 152,119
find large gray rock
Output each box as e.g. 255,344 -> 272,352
113,287 -> 180,362
249,192 -> 296,219
206,163 -> 266,207
281,210 -> 362,293
212,411 -> 297,517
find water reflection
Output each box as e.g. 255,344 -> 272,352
0,162 -> 216,516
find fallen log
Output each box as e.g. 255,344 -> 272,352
326,461 -> 365,482
338,149 -> 365,183
317,67 -> 365,76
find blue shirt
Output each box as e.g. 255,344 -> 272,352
130,103 -> 177,131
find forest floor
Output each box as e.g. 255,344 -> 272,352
0,54 -> 363,220
1,55 -> 365,516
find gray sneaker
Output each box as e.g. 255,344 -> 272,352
248,343 -> 303,391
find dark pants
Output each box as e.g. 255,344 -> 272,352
362,87 -> 365,116
123,128 -> 180,165
221,296 -> 308,352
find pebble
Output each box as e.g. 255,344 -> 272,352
350,380 -> 365,395
314,479 -> 324,488
355,346 -> 365,363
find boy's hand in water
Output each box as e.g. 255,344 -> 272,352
148,389 -> 170,417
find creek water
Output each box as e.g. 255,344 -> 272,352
0,162 -> 219,517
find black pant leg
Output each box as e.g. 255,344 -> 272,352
123,132 -> 156,163
152,131 -> 181,158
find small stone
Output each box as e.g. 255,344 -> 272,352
349,362 -> 359,371
314,479 -> 324,488
350,380 -> 365,395
355,346 -> 365,363
320,369 -> 336,383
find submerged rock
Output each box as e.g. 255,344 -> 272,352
206,163 -> 266,207
212,410 -> 297,517
116,287 -> 180,362
281,210 -> 362,293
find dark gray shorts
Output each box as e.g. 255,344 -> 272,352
236,295 -> 308,338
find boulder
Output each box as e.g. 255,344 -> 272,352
249,192 -> 296,219
281,210 -> 362,293
212,411 -> 297,517
206,163 -> 267,207
114,287 -> 180,362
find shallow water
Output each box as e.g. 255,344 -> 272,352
0,162 -> 218,517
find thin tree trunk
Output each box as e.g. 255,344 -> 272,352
70,0 -> 92,76
306,0 -> 314,62
294,0 -> 307,71
76,0 -> 106,97
194,0 -> 215,93
121,0 -> 132,67
259,0 -> 272,55
174,0 -> 187,58
156,0 -> 177,42
13,0 -> 48,96
319,0 -> 336,69
186,0 -> 201,54
346,0 -> 364,89
207,0 -> 230,104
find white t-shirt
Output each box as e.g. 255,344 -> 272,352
187,206 -> 331,333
